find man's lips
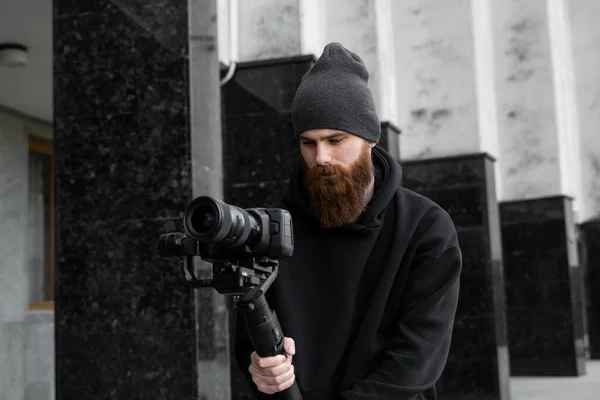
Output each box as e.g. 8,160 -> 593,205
319,172 -> 338,178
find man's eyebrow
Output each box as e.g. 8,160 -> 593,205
299,132 -> 347,141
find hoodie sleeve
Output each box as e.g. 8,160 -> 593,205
340,240 -> 462,400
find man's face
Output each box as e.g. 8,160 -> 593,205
298,129 -> 373,169
298,129 -> 376,228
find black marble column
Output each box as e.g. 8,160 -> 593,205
54,1 -> 197,398
581,218 -> 600,359
402,154 -> 510,400
221,55 -> 315,399
500,196 -> 586,376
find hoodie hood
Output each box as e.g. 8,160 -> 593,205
281,146 -> 402,232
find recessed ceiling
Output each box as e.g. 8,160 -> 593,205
0,0 -> 52,123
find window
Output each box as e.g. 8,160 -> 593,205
28,137 -> 54,310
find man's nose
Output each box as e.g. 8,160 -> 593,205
315,143 -> 332,166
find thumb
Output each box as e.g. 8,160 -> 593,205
284,337 -> 296,356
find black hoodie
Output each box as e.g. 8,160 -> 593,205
235,147 -> 462,400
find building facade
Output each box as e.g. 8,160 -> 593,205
0,0 -> 599,399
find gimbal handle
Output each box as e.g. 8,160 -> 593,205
237,289 -> 303,400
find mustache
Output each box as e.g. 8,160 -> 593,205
306,163 -> 348,177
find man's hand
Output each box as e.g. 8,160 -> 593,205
249,337 -> 296,394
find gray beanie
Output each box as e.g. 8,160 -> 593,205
291,42 -> 380,143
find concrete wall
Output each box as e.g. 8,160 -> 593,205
24,311 -> 54,400
0,110 -> 28,400
0,109 -> 54,400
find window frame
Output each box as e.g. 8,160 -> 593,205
28,137 -> 55,311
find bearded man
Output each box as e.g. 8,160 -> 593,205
235,42 -> 463,400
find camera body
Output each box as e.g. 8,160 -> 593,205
158,196 -> 293,261
157,196 -> 294,295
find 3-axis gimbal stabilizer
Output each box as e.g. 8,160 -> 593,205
157,196 -> 302,400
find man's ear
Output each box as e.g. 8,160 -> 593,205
369,141 -> 377,149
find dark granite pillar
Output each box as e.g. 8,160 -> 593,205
402,154 -> 510,400
500,196 -> 586,376
581,218 -> 600,359
53,0 -> 222,398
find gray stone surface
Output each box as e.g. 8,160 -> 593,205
0,322 -> 25,400
491,0 -> 572,201
568,0 -> 600,222
391,0 -> 487,159
237,0 -> 301,61
25,382 -> 51,400
24,310 -> 54,399
0,111 -> 29,323
0,111 -> 28,400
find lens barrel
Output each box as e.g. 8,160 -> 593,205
183,196 -> 261,249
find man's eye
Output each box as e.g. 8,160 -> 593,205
329,139 -> 343,144
302,141 -> 315,146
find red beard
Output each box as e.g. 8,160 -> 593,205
302,143 -> 374,229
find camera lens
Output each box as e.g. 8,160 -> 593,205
190,204 -> 218,234
184,197 -> 223,241
184,196 -> 262,248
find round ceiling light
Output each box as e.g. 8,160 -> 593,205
0,43 -> 28,68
